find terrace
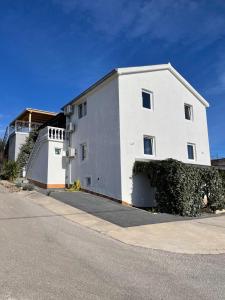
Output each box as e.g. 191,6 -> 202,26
3,108 -> 57,145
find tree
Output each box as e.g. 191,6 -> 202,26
16,131 -> 38,173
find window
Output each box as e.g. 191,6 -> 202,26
144,136 -> 154,155
78,101 -> 87,119
83,101 -> 87,116
78,104 -> 83,119
184,104 -> 193,120
142,90 -> 152,109
187,143 -> 195,160
81,143 -> 87,161
55,148 -> 61,155
85,177 -> 91,186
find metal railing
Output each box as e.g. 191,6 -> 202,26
3,120 -> 42,146
13,120 -> 42,133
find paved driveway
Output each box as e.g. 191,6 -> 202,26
0,185 -> 225,299
50,190 -> 189,227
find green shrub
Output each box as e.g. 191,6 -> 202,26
133,159 -> 225,216
2,160 -> 19,181
202,168 -> 225,212
17,131 -> 38,174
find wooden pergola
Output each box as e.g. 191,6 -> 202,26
10,108 -> 57,125
10,108 -> 57,132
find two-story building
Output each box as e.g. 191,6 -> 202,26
26,63 -> 211,207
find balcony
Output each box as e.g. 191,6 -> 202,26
39,126 -> 65,142
3,120 -> 42,146
10,120 -> 42,134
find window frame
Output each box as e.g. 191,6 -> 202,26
85,176 -> 91,187
54,148 -> 62,155
187,143 -> 196,160
78,104 -> 83,119
184,104 -> 193,121
78,100 -> 87,119
143,135 -> 155,156
80,143 -> 87,161
83,101 -> 87,116
142,89 -> 153,110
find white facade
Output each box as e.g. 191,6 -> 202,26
26,127 -> 66,188
118,66 -> 210,206
27,64 -> 211,207
63,64 -> 210,206
66,77 -> 122,199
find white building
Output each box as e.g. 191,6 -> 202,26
27,64 -> 211,207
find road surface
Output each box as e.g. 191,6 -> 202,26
0,185 -> 224,299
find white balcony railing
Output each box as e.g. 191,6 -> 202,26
39,126 -> 65,142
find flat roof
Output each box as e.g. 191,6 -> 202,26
10,108 -> 57,126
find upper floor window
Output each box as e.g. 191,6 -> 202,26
187,143 -> 196,160
144,136 -> 155,155
142,90 -> 153,109
184,104 -> 193,120
83,101 -> 87,116
81,143 -> 87,161
78,101 -> 87,119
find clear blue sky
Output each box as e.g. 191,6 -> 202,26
0,0 -> 224,158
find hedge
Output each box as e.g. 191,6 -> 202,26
133,159 -> 225,216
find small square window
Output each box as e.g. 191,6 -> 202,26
55,148 -> 61,155
81,144 -> 87,161
184,104 -> 193,120
144,136 -> 154,155
187,143 -> 195,160
142,91 -> 152,109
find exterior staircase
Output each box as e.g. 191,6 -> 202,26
26,126 -> 65,178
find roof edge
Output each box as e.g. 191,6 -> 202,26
117,63 -> 209,107
10,108 -> 57,126
62,63 -> 209,109
61,69 -> 118,110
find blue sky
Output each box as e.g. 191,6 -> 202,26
0,0 -> 224,157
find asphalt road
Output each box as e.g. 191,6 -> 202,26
0,186 -> 225,300
50,190 -> 190,227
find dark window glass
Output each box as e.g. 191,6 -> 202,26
142,91 -> 151,109
184,104 -> 192,120
78,104 -> 83,119
144,137 -> 153,155
187,144 -> 194,159
81,144 -> 87,160
55,148 -> 61,155
83,101 -> 87,116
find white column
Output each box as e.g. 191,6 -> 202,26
28,112 -> 32,132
